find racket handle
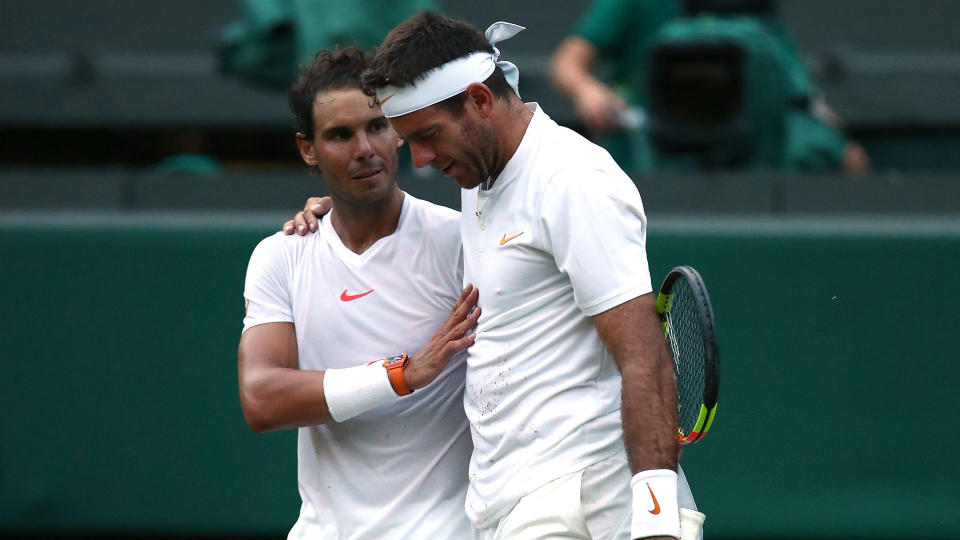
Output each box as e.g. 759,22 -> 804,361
679,508 -> 706,540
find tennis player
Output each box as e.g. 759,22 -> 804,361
369,13 -> 697,540
289,13 -> 702,539
237,47 -> 480,539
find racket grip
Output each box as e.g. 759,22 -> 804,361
679,508 -> 706,540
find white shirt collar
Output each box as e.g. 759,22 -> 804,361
484,102 -> 547,193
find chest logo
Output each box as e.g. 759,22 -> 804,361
340,289 -> 374,302
499,232 -> 524,246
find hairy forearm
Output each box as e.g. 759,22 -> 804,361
619,346 -> 679,473
239,365 -> 331,432
595,294 -> 680,473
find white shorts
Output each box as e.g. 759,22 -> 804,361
472,455 -> 700,540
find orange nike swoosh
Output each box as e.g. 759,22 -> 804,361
340,289 -> 374,302
499,232 -> 524,245
646,483 -> 661,515
378,92 -> 397,105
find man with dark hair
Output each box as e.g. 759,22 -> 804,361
291,12 -> 702,539
238,46 -> 480,539
370,13 -> 697,540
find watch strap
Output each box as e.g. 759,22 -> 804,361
383,353 -> 412,396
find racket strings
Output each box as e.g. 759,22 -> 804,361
666,279 -> 707,436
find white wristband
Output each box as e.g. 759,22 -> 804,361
630,469 -> 680,539
323,362 -> 399,422
679,508 -> 706,540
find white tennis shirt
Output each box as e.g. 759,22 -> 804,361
460,105 -> 654,528
242,193 -> 472,539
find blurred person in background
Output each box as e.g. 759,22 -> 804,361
238,47 -> 479,539
548,0 -> 869,175
220,0 -> 437,89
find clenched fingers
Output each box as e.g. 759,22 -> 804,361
293,211 -> 311,235
282,211 -> 312,235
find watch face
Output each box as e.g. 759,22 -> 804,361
383,353 -> 407,368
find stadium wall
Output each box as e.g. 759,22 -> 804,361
0,213 -> 958,538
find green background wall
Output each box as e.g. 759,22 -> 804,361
1,213 -> 958,538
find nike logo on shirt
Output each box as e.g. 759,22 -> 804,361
499,232 -> 524,245
340,289 -> 374,302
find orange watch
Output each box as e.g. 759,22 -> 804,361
383,353 -> 412,396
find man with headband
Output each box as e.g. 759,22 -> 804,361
288,12 -> 702,540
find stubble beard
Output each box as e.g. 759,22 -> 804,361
460,117 -> 501,190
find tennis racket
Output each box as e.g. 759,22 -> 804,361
656,266 -> 719,445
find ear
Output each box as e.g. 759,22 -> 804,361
295,133 -> 319,166
396,136 -> 405,148
464,82 -> 496,118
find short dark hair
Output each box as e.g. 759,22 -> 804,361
289,47 -> 371,140
363,11 -> 515,113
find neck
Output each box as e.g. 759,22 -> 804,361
487,99 -> 534,187
329,188 -> 405,254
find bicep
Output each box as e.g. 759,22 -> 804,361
238,322 -> 298,383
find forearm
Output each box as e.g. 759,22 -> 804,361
619,343 -> 679,473
597,294 -> 681,539
237,285 -> 480,433
548,37 -> 604,99
240,364 -> 331,432
238,323 -> 336,432
595,293 -> 679,473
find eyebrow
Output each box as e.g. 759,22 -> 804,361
320,124 -> 353,137
405,124 -> 440,141
321,113 -> 388,134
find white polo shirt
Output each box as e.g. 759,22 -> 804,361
460,105 -> 653,528
242,193 -> 472,540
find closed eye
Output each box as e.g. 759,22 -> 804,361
409,128 -> 438,142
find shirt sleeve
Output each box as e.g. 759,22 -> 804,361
242,233 -> 294,333
573,0 -> 632,57
538,166 -> 653,316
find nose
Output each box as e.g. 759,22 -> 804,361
354,132 -> 375,159
408,141 -> 435,168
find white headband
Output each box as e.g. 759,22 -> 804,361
377,21 -> 525,118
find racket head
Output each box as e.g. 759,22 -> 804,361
657,265 -> 719,444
